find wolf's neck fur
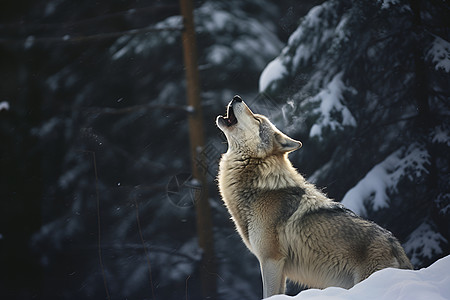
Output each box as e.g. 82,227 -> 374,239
218,150 -> 332,220
220,151 -> 306,190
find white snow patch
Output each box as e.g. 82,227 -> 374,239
202,4 -> 282,70
111,1 -> 282,72
287,2 -> 336,72
58,163 -> 90,189
206,44 -> 232,65
404,222 -> 447,266
0,101 -> 10,111
335,16 -> 349,41
305,5 -> 325,28
431,125 -> 450,146
44,0 -> 64,16
112,45 -> 130,60
292,42 -> 314,72
24,36 -> 35,49
286,23 -> 304,48
268,255 -> 450,300
427,35 -> 450,73
201,6 -> 231,32
31,117 -> 60,137
262,2 -> 327,82
342,143 -> 430,216
111,15 -> 181,60
378,0 -> 400,9
156,15 -> 182,30
308,72 -> 357,139
259,57 -> 288,92
308,160 -> 333,184
435,193 -> 450,215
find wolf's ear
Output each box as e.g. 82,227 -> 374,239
275,132 -> 302,153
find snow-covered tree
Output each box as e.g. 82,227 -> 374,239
260,0 -> 450,268
18,0 -> 283,299
2,0 -> 448,299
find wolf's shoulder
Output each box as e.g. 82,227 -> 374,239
306,202 -> 359,218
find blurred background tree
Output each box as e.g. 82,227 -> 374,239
0,0 -> 448,299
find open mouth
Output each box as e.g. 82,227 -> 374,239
219,104 -> 238,127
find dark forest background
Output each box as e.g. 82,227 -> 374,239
0,0 -> 449,299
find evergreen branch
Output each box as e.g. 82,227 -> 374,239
84,104 -> 193,115
0,5 -> 179,31
0,25 -> 183,45
368,27 -> 413,47
355,114 -> 419,139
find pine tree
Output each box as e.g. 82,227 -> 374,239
21,0 -> 284,299
260,0 -> 450,268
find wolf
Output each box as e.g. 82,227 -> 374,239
216,95 -> 413,298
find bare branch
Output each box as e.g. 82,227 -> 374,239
134,198 -> 156,300
0,25 -> 183,45
0,5 -> 179,31
83,103 -> 193,115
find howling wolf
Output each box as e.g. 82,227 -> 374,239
216,95 -> 412,298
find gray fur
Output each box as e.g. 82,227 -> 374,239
216,97 -> 412,298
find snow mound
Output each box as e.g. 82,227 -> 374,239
268,255 -> 450,300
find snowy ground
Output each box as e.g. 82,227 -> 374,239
268,255 -> 450,300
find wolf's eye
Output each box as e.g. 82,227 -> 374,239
254,117 -> 261,124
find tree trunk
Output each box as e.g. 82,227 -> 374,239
179,0 -> 217,298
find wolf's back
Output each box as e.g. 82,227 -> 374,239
216,96 -> 413,296
281,203 -> 413,286
391,238 -> 414,269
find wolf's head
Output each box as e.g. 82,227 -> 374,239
216,95 -> 302,158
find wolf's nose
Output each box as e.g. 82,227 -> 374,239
232,95 -> 243,103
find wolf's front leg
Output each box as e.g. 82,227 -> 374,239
260,258 -> 286,298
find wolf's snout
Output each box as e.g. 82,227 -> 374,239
216,97 -> 239,129
225,105 -> 237,127
232,95 -> 243,104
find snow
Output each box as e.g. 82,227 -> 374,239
290,2 -> 336,72
259,1 -> 341,93
268,255 -> 450,300
427,35 -> 450,73
201,3 -> 282,70
44,0 -> 64,16
308,72 -> 357,139
435,193 -> 450,215
335,16 -> 349,41
432,125 -> 450,146
111,15 -> 182,60
341,143 -> 429,216
0,101 -> 10,111
378,0 -> 400,9
111,1 -> 282,74
202,8 -> 230,32
207,44 -> 232,65
404,222 -> 448,266
306,6 -> 325,27
289,22 -> 319,71
259,57 -> 288,92
24,35 -> 35,49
